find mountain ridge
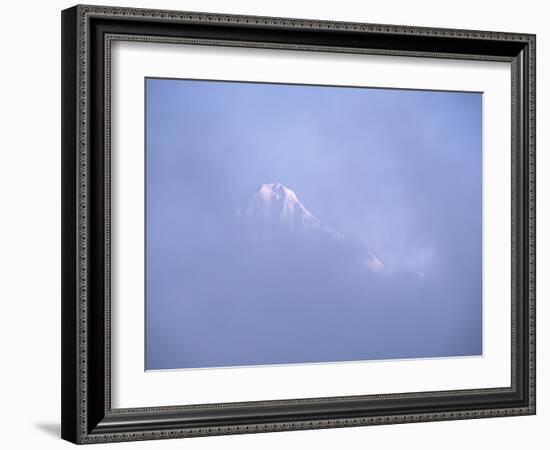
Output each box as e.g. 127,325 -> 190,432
242,182 -> 386,274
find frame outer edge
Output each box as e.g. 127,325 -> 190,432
77,3 -> 91,444
61,5 -> 80,445
76,3 -> 534,40
527,34 -> 536,414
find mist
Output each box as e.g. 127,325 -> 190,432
145,78 -> 482,370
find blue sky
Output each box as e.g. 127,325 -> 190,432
145,78 -> 482,370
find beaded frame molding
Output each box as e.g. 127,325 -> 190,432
61,4 -> 536,444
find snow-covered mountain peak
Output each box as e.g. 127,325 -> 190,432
242,183 -> 386,275
246,183 -> 321,231
257,183 -> 299,204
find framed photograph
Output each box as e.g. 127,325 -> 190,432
61,4 -> 536,444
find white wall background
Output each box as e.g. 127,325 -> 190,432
0,0 -> 545,448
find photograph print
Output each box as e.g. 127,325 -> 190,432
145,78 -> 482,371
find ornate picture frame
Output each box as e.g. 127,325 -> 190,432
61,4 -> 536,444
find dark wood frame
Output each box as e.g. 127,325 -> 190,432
61,4 -> 536,444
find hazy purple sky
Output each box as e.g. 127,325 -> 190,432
145,78 -> 482,370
